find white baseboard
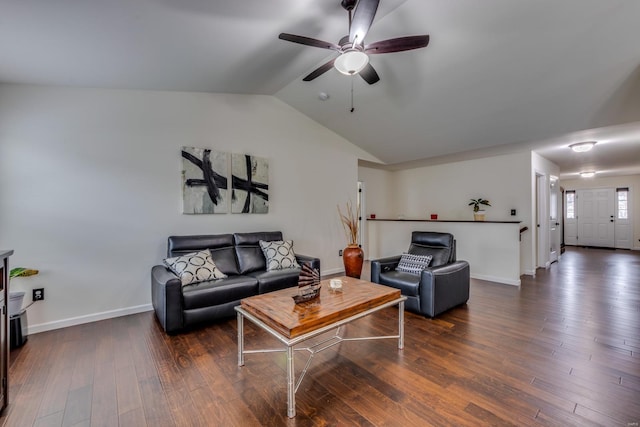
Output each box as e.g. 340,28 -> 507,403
26,265 -> 526,334
24,269 -> 353,335
471,273 -> 521,287
28,304 -> 154,335
522,269 -> 536,277
321,267 -> 346,277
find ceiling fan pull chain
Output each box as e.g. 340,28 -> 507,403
350,76 -> 355,113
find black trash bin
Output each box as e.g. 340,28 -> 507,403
10,309 -> 28,349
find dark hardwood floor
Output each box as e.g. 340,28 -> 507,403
2,246 -> 639,426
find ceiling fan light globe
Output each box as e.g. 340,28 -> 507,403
335,50 -> 369,75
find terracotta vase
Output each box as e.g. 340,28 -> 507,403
343,245 -> 364,279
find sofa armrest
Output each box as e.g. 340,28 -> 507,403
370,255 -> 402,282
419,260 -> 470,317
151,265 -> 184,333
296,254 -> 321,273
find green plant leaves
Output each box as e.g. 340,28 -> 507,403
9,268 -> 39,279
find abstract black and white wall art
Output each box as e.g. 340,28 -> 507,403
181,147 -> 228,214
231,154 -> 269,213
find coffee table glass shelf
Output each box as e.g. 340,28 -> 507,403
235,276 -> 407,418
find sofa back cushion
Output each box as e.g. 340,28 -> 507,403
408,231 -> 455,267
168,234 -> 240,275
234,231 -> 283,274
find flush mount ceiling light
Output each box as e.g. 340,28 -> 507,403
580,171 -> 596,178
570,141 -> 596,152
334,49 -> 369,75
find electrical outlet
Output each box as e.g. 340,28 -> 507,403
33,288 -> 44,301
339,249 -> 343,256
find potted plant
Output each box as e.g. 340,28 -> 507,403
469,198 -> 491,221
10,268 -> 38,279
337,201 -> 364,278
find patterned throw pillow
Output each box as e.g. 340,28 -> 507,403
259,240 -> 301,271
396,253 -> 433,275
164,250 -> 227,286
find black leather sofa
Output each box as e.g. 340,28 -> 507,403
370,231 -> 470,317
151,231 -> 320,333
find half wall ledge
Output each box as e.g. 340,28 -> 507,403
366,219 -> 523,286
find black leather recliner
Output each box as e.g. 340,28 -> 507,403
370,231 -> 470,317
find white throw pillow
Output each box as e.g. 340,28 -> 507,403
259,240 -> 301,271
396,253 -> 433,275
164,249 -> 227,286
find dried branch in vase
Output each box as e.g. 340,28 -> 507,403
337,200 -> 359,246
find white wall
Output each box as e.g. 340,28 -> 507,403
561,174 -> 640,249
359,151 -> 536,275
357,166 -> 397,219
388,152 -> 531,222
0,84 -> 378,333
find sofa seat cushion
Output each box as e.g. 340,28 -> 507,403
248,268 -> 301,294
378,271 -> 421,297
182,276 -> 258,310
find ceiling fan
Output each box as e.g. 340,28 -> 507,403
279,0 -> 429,85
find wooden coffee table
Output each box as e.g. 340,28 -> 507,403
235,276 -> 406,418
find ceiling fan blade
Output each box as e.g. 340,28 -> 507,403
359,63 -> 380,85
303,58 -> 337,81
365,35 -> 430,54
349,0 -> 379,44
278,33 -> 340,51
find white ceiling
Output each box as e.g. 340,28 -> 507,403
2,0 -> 639,179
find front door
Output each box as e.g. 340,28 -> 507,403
577,188 -> 615,247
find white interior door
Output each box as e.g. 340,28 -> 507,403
536,174 -> 547,268
549,177 -> 559,263
577,188 -> 615,247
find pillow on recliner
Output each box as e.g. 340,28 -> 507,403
259,240 -> 301,271
164,250 -> 227,286
396,253 -> 432,275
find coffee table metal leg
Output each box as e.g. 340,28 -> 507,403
287,345 -> 295,418
398,301 -> 405,349
237,312 -> 245,366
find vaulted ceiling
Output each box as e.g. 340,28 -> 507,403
2,0 -> 639,178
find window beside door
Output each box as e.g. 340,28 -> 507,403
566,191 -> 575,219
617,188 -> 628,219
